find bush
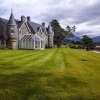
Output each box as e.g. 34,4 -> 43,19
81,35 -> 95,50
68,44 -> 83,49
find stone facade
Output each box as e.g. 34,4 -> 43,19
0,11 -> 54,50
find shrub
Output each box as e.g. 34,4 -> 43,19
68,44 -> 83,49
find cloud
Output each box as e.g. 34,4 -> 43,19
0,0 -> 100,37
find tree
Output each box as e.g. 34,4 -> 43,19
72,25 -> 76,33
50,19 -> 76,47
50,19 -> 66,47
66,26 -> 71,33
81,35 -> 95,50
66,25 -> 76,35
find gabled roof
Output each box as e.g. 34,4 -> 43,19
27,21 -> 42,33
0,16 -> 47,34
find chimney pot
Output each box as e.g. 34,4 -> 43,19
42,22 -> 45,27
27,16 -> 31,22
21,16 -> 26,22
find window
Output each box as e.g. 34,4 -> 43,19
10,28 -> 15,33
35,40 -> 38,48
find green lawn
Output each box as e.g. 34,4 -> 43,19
0,48 -> 100,100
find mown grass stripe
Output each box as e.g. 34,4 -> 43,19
24,49 -> 57,68
3,51 -> 43,62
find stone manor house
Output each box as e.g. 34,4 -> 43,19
0,11 -> 54,50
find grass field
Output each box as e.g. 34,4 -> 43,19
0,48 -> 100,100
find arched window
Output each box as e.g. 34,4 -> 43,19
35,40 -> 38,48
41,40 -> 43,48
35,36 -> 41,49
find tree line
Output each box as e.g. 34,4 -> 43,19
50,19 -> 95,50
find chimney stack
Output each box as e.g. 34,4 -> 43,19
42,22 -> 45,27
21,16 -> 26,22
27,16 -> 31,22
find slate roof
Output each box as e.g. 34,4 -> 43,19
8,12 -> 16,26
0,18 -> 8,40
0,17 -> 43,33
27,21 -> 41,33
0,17 -> 45,41
0,18 -> 8,25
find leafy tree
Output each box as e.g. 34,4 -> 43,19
81,35 -> 95,50
51,20 -> 73,47
66,26 -> 71,33
72,25 -> 76,33
50,20 -> 65,47
66,25 -> 76,35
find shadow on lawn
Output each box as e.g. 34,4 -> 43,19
0,62 -> 20,70
80,59 -> 88,62
0,71 -> 99,100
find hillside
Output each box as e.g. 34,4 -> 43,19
64,35 -> 81,43
93,36 -> 100,44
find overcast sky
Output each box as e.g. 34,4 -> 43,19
0,0 -> 100,37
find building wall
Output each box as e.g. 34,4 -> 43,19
18,22 -> 46,49
0,17 -> 54,50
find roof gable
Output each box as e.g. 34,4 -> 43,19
0,17 -> 47,34
19,22 -> 31,34
27,22 -> 42,33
